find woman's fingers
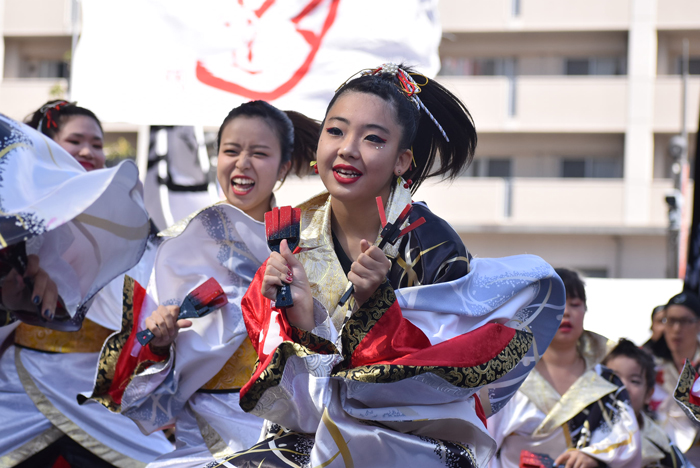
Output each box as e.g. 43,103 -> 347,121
177,319 -> 193,329
25,254 -> 41,278
40,279 -> 58,320
279,239 -> 300,268
146,305 -> 181,347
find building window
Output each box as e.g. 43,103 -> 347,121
579,268 -> 608,278
676,57 -> 700,75
561,158 -> 622,178
463,157 -> 512,178
20,59 -> 70,79
488,159 -> 512,178
439,57 -> 516,77
564,57 -> 626,76
562,159 -> 586,178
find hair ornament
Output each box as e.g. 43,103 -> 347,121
38,100 -> 74,133
363,63 -> 450,143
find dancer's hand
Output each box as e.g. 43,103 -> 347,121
554,450 -> 600,468
144,305 -> 192,351
349,240 -> 391,307
262,239 -> 313,330
1,254 -> 59,321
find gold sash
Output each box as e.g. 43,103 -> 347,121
200,337 -> 258,391
15,319 -> 113,353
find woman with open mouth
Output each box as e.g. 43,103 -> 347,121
489,268 -> 641,468
209,63 -> 567,468
80,100 -> 319,468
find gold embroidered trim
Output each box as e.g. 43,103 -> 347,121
15,318 -> 113,354
239,340 -> 331,412
334,330 -> 532,388
295,186 -> 414,331
200,337 -> 257,391
15,347 -> 145,468
74,213 -> 150,241
577,331 -> 615,370
0,426 -> 63,467
585,432 -> 633,455
194,411 -> 235,459
675,360 -> 700,424
531,369 -> 619,437
321,407 -> 354,468
640,412 -> 669,466
80,276 -> 160,412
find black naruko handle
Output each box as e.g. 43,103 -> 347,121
136,328 -> 155,346
276,283 -> 294,308
338,286 -> 353,307
337,237 -> 387,308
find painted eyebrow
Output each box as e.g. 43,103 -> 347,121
66,133 -> 103,141
221,142 -> 271,150
327,116 -> 390,134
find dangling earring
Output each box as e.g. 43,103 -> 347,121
403,179 -> 413,189
310,161 -> 318,174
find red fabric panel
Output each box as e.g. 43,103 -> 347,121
51,455 -> 71,468
473,393 -> 487,428
240,260 -> 296,398
690,375 -> 700,406
241,261 -> 270,358
107,280 -> 166,405
389,323 -> 517,367
351,297 -> 517,369
349,301 -> 431,368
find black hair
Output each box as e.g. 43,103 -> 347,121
25,100 -> 103,139
216,100 -> 319,180
603,338 -> 656,394
554,267 -> 587,306
651,305 -> 665,321
325,64 -> 477,193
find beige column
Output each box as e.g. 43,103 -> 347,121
0,0 -> 6,81
623,0 -> 657,225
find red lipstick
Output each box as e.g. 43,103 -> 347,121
332,164 -> 362,185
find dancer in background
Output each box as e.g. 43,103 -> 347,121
654,292 -> 700,465
643,305 -> 666,352
80,101 -> 319,468
604,339 -> 692,468
212,63 -> 565,468
0,102 -> 173,467
488,268 -> 640,468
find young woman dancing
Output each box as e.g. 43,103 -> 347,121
489,268 -> 641,468
81,101 -> 319,468
211,63 -> 566,468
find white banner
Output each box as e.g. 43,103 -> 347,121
73,0 -> 442,125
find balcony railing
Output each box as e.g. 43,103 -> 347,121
440,76 -> 628,133
276,177 -> 679,231
3,0 -> 73,36
0,78 -> 68,122
439,0 -> 631,32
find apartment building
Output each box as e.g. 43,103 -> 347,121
0,0 -> 139,159
0,0 -> 698,278
431,0 -> 700,278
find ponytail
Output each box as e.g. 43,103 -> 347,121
284,110 -> 320,177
